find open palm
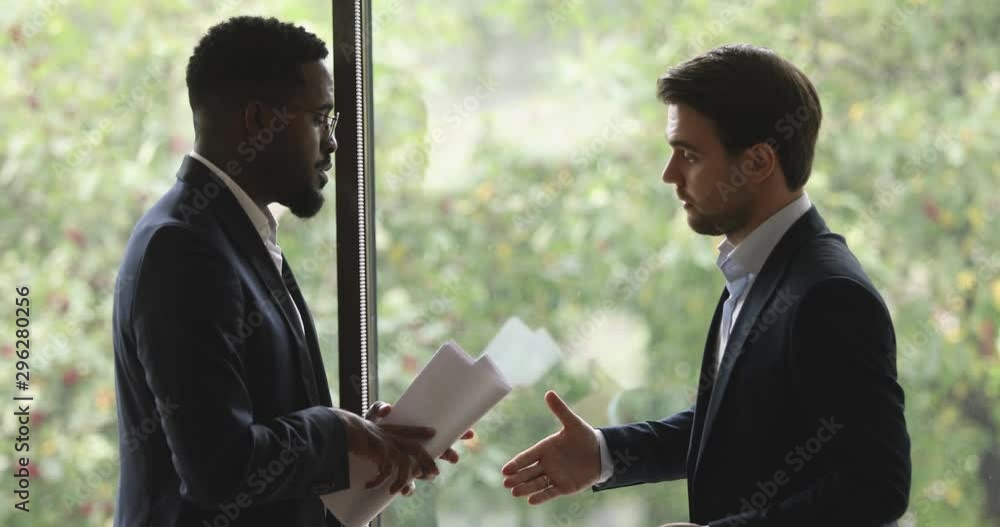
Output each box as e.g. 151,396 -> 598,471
501,391 -> 602,505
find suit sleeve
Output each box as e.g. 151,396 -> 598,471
591,405 -> 694,491
706,277 -> 911,527
131,224 -> 352,508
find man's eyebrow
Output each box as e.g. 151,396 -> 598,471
314,103 -> 334,113
668,139 -> 701,153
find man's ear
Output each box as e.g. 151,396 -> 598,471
243,101 -> 265,136
743,143 -> 779,184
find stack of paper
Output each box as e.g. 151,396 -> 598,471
322,340 -> 512,526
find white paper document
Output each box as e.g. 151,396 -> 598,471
321,340 -> 512,526
480,316 -> 562,387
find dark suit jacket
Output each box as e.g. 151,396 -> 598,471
595,207 -> 911,527
113,156 -> 348,526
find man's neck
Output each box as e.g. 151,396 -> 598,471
725,190 -> 804,246
193,142 -> 269,208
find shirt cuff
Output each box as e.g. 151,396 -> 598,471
594,428 -> 614,484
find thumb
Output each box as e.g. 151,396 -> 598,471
545,390 -> 585,429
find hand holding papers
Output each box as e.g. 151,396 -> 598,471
323,340 -> 512,527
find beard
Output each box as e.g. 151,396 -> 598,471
260,143 -> 326,218
286,182 -> 325,218
684,199 -> 752,237
271,155 -> 325,218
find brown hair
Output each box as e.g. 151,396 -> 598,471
657,44 -> 822,190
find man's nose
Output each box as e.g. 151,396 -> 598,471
324,134 -> 338,155
661,158 -> 679,185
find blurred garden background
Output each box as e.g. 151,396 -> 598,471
1,0 -> 998,526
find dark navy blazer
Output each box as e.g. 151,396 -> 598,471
595,207 -> 911,527
113,156 -> 348,526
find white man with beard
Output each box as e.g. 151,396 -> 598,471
500,44 -> 911,527
112,17 -> 472,527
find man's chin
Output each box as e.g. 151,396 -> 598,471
685,210 -> 727,237
688,218 -> 724,236
287,190 -> 325,219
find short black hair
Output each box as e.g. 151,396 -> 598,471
186,16 -> 328,127
657,44 -> 822,190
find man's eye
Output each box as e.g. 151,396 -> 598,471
682,151 -> 698,164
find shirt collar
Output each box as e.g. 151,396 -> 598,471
716,192 -> 812,283
188,151 -> 278,246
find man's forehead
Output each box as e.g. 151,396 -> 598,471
665,104 -> 684,139
300,62 -> 333,104
665,103 -> 711,144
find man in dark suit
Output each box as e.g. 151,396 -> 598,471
500,44 -> 911,526
112,17 -> 469,526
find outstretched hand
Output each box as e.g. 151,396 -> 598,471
500,391 -> 602,505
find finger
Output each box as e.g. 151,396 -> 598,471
439,448 -> 459,464
528,485 -> 563,506
389,455 -> 412,494
398,441 -> 439,479
381,424 -> 436,439
511,473 -> 553,498
365,401 -> 388,421
461,429 -> 475,440
401,481 -> 416,496
503,461 -> 544,488
545,390 -> 584,429
367,452 -> 394,489
377,403 -> 392,418
501,441 -> 545,475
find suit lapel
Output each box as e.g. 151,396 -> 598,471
176,157 -> 320,400
688,286 -> 728,477
691,207 -> 830,478
282,258 -> 331,405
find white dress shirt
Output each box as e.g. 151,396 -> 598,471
594,192 -> 813,484
713,192 -> 812,369
188,151 -> 304,333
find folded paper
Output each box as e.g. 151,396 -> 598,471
322,340 -> 512,526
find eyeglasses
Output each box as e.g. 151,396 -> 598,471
256,100 -> 340,141
300,109 -> 340,142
